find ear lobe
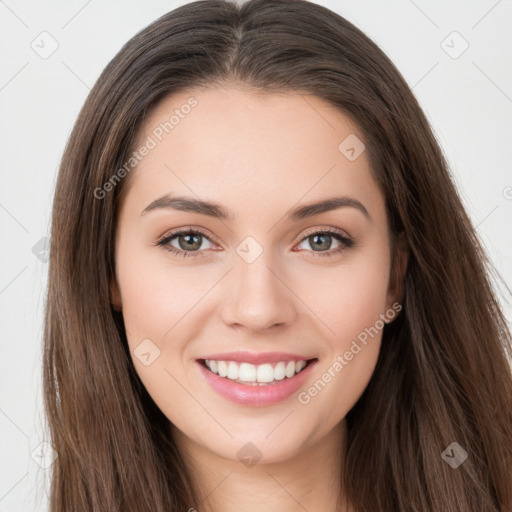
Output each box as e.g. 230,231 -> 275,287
386,231 -> 408,312
110,278 -> 122,311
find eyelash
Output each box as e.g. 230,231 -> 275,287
156,226 -> 354,259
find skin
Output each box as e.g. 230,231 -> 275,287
111,85 -> 407,512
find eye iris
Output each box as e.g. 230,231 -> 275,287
310,233 -> 331,251
179,233 -> 202,251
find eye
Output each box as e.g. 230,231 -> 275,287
156,228 -> 216,258
294,228 -> 353,257
156,227 -> 354,259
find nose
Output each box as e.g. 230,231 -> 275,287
220,250 -> 297,333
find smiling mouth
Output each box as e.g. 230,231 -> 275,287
199,358 -> 318,386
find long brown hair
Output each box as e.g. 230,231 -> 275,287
43,0 -> 512,510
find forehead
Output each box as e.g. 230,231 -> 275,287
121,86 -> 385,223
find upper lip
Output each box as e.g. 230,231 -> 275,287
198,351 -> 316,365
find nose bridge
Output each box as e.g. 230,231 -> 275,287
220,238 -> 296,331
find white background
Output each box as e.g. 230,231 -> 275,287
1,0 -> 511,510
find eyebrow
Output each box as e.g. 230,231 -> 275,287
140,194 -> 370,221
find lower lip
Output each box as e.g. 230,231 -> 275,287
197,360 -> 317,407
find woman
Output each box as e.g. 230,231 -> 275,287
43,0 -> 512,510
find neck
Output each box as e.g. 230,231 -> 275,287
173,419 -> 352,512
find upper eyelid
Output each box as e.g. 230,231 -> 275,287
298,225 -> 351,240
158,226 -> 219,246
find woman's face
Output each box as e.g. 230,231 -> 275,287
112,85 -> 401,464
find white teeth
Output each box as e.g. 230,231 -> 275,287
239,362 -> 256,382
256,363 -> 274,383
217,360 -> 228,377
274,362 -> 286,380
285,361 -> 296,378
227,361 -> 239,380
295,360 -> 306,373
204,358 -> 310,384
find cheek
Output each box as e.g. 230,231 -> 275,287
115,246 -> 210,417
291,250 -> 390,418
116,244 -> 208,344
293,248 -> 391,341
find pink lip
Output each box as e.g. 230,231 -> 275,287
197,358 -> 318,407
199,351 -> 313,365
